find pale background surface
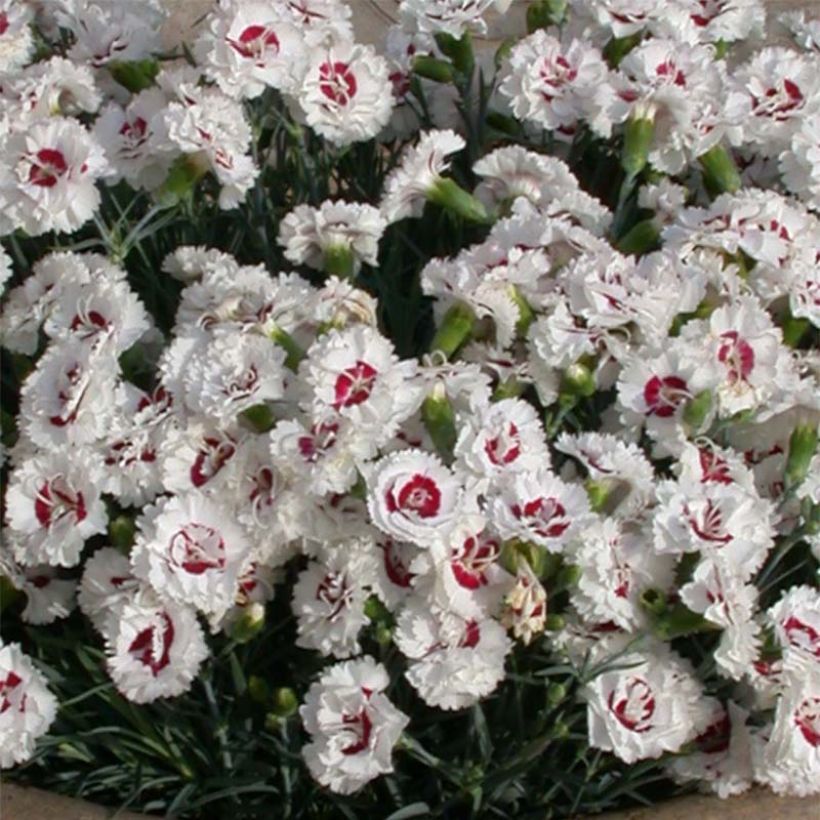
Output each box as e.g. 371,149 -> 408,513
4,1 -> 819,819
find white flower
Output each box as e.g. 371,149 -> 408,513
309,275 -> 379,328
297,42 -> 393,146
780,113 -> 820,213
0,117 -> 110,237
106,593 -> 209,704
278,200 -> 386,275
367,450 -> 463,546
500,31 -> 612,137
399,0 -> 493,38
160,422 -> 241,496
92,89 -> 172,191
571,519 -> 675,632
753,681 -> 820,797
370,536 -> 420,611
768,585 -> 820,678
291,546 -> 373,658
302,324 -> 423,446
5,449 -> 107,567
300,656 -> 409,795
576,0 -> 661,39
667,700 -> 754,798
0,641 -> 57,769
380,129 -> 465,222
490,469 -> 591,553
0,0 -> 34,75
277,0 -> 353,46
132,494 -> 251,621
196,0 -> 308,99
0,244 -> 12,296
394,600 -> 511,710
454,398 -> 550,486
78,547 -> 140,635
585,648 -> 710,764
17,565 -> 77,626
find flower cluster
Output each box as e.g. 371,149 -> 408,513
1,0 -> 818,811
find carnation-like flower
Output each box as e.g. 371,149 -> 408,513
302,324 -> 423,446
132,493 -> 252,621
5,450 -> 108,567
500,31 -> 612,137
78,547 -> 140,635
780,113 -> 820,213
0,0 -> 34,75
278,200 -> 386,276
196,0 -> 308,98
0,117 -> 110,237
297,42 -> 393,146
380,129 -> 466,222
394,601 -> 511,710
490,469 -> 591,552
399,0 -> 493,38
367,450 -> 463,546
106,593 -> 209,704
585,648 -> 710,764
300,656 -> 409,794
768,585 -> 820,678
291,547 -> 373,658
0,641 -> 58,769
501,561 -> 547,645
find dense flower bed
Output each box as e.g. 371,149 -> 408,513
1,1 -> 818,817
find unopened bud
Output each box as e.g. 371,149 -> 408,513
546,682 -> 567,707
526,0 -> 568,32
427,177 -> 490,224
229,602 -> 266,644
422,385 -> 457,457
622,116 -> 655,181
271,686 -> 299,718
785,424 -> 818,489
699,144 -> 741,197
109,515 -> 136,551
434,31 -> 474,77
412,55 -> 455,84
248,675 -> 270,704
430,302 -> 475,358
544,614 -> 565,631
560,361 -> 596,399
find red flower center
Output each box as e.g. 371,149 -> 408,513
297,421 -> 339,463
169,523 -> 226,575
28,148 -> 68,188
34,478 -> 87,528
698,448 -> 733,484
316,571 -> 351,620
643,374 -> 689,417
795,697 -> 820,748
387,474 -> 442,519
608,677 -> 655,733
191,435 -> 236,488
341,707 -> 373,755
511,496 -> 569,540
484,422 -> 521,466
333,360 -> 377,408
782,616 -> 820,659
318,60 -> 358,106
460,619 -> 481,649
381,540 -> 414,588
717,331 -> 755,384
451,535 -> 500,590
229,24 -> 280,60
0,671 -> 25,714
686,498 -> 733,545
128,613 -> 174,677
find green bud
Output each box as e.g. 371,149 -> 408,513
364,595 -> 389,622
546,682 -> 567,707
785,424 -> 818,489
622,116 -> 655,181
526,0 -> 568,32
549,720 -> 570,740
615,219 -> 660,255
699,144 -> 742,197
434,32 -> 474,77
241,403 -> 276,433
412,55 -> 455,84
509,284 -> 535,339
427,177 -> 490,224
544,614 -> 565,632
683,390 -> 713,432
486,111 -> 521,136
560,361 -> 596,400
375,623 -> 393,646
269,325 -> 305,371
109,59 -> 159,93
553,564 -> 582,592
430,302 -> 475,358
640,588 -> 667,616
1,575 -> 22,614
500,540 -> 549,577
248,675 -> 270,704
422,385 -> 458,457
229,602 -> 266,644
157,154 -> 208,207
585,478 -> 628,515
270,686 -> 299,718
264,713 -> 282,733
322,243 -> 355,279
109,515 -> 136,551
603,32 -> 643,68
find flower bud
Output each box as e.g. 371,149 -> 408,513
622,116 -> 655,181
430,302 -> 475,358
412,55 -> 455,84
109,59 -> 159,93
271,686 -> 299,718
229,602 -> 266,644
248,675 -> 270,704
109,515 -> 136,551
546,682 -> 567,707
422,384 -> 458,457
427,177 -> 490,224
526,0 -> 568,32
434,31 -> 474,77
502,561 -> 547,645
699,144 -> 741,196
544,614 -> 565,631
785,424 -> 818,489
560,361 -> 596,399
